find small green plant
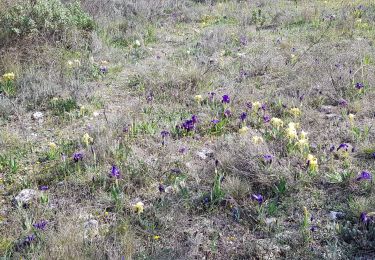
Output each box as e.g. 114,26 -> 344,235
210,166 -> 225,205
267,200 -> 278,216
49,97 -> 78,116
300,207 -> 313,244
0,75 -> 16,96
251,8 -> 266,28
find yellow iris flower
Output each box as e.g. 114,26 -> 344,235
252,135 -> 263,145
133,201 -> 144,214
2,72 -> 15,81
239,126 -> 249,134
270,117 -> 284,129
307,154 -> 318,171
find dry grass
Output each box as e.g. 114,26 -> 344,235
1,0 -> 375,259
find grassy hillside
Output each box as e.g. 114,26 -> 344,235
0,0 -> 375,259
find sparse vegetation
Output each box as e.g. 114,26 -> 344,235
1,0 -> 375,259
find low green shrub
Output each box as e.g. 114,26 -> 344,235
0,0 -> 95,44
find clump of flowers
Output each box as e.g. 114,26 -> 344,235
47,142 -> 58,159
306,154 -> 318,172
224,109 -> 231,118
222,94 -> 230,104
180,115 -> 198,133
239,126 -> 249,135
2,72 -> 15,81
252,101 -> 261,111
338,98 -> 348,107
251,194 -> 263,205
355,82 -> 364,90
270,117 -> 284,130
360,212 -> 375,224
356,171 -> 372,181
337,143 -> 349,151
33,220 -> 48,230
348,113 -> 355,126
73,152 -> 84,162
161,130 -> 170,145
39,186 -> 49,191
290,107 -> 301,118
296,131 -> 309,153
82,133 -> 93,147
263,115 -> 271,123
1,72 -> 16,96
133,201 -> 144,214
110,165 -> 121,179
263,154 -> 273,164
252,135 -> 263,145
99,60 -> 109,74
240,112 -> 247,122
194,95 -> 203,103
286,122 -> 298,140
208,92 -> 216,101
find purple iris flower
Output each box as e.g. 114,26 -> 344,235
261,104 -> 267,111
182,120 -> 195,131
239,70 -> 248,78
263,115 -> 271,123
263,154 -> 273,163
246,102 -> 252,110
39,186 -> 49,191
23,234 -> 35,246
161,130 -> 170,145
239,36 -> 248,46
99,66 -> 108,74
372,152 -> 375,159
110,165 -> 121,178
33,220 -> 48,230
73,152 -> 83,162
211,119 -> 220,125
191,115 -> 198,124
251,194 -> 263,205
310,225 -> 318,232
360,212 -> 374,224
355,82 -> 364,90
208,92 -> 216,100
159,184 -> 165,193
222,95 -> 230,104
329,145 -> 335,152
240,112 -> 247,121
356,171 -> 372,181
161,130 -> 170,138
179,147 -> 187,154
146,93 -> 154,102
338,99 -> 348,107
224,109 -> 231,117
337,143 -> 349,151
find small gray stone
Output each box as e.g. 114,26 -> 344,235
32,111 -> 44,121
329,211 -> 345,220
84,219 -> 99,240
196,148 -> 214,160
325,114 -> 341,120
265,217 -> 277,226
14,189 -> 37,205
320,105 -> 334,114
